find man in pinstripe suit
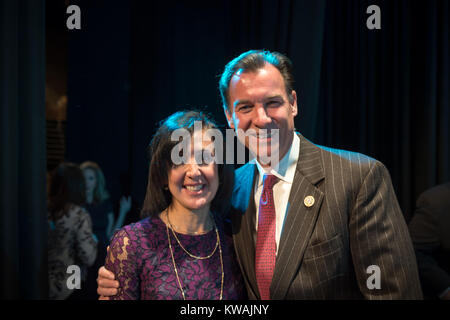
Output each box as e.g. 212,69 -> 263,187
97,50 -> 423,300
220,50 -> 422,299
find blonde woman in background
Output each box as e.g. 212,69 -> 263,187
80,161 -> 131,298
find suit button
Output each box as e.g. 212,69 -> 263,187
304,195 -> 315,207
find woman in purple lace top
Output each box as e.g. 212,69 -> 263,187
104,111 -> 245,300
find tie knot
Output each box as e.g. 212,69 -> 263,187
263,174 -> 278,189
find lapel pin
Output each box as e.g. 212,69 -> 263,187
304,195 -> 315,207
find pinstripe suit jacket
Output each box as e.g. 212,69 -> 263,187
230,134 -> 423,299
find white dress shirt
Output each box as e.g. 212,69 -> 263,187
253,134 -> 300,253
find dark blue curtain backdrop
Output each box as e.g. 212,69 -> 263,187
318,0 -> 450,219
1,0 -> 47,299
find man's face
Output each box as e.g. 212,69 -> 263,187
225,63 -> 298,166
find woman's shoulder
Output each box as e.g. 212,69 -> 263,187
119,215 -> 157,233
111,215 -> 164,248
65,204 -> 91,221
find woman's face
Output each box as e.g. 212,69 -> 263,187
83,168 -> 97,195
167,135 -> 219,213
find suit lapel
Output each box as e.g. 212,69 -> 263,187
270,134 -> 325,299
231,163 -> 260,299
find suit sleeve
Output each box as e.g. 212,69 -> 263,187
408,195 -> 450,297
349,161 -> 423,299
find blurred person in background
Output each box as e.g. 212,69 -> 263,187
409,182 -> 450,300
80,161 -> 131,261
48,162 -> 97,300
80,161 -> 131,298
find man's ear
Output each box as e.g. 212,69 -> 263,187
224,106 -> 235,129
290,90 -> 298,117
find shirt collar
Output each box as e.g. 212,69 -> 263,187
253,133 -> 300,186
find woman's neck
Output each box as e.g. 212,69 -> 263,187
162,204 -> 213,235
86,192 -> 94,204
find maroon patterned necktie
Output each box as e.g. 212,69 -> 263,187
255,174 -> 278,300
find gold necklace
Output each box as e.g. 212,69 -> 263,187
166,209 -> 218,259
166,223 -> 224,300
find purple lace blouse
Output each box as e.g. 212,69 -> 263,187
105,215 -> 245,300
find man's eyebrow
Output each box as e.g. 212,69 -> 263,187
234,100 -> 252,107
233,95 -> 285,110
234,95 -> 283,105
264,95 -> 284,101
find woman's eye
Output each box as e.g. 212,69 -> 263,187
199,159 -> 214,166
